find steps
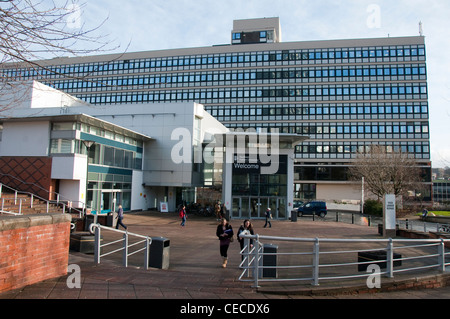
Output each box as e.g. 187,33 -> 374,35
0,193 -> 64,215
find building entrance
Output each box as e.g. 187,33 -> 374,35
101,190 -> 121,214
232,196 -> 286,219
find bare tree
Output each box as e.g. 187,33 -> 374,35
0,0 -> 118,111
348,144 -> 423,200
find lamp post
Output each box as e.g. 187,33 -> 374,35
82,140 -> 95,220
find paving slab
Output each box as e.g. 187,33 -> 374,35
1,210 -> 450,304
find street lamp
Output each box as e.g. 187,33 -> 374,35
82,140 -> 95,218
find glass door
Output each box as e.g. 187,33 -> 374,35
250,197 -> 260,218
232,197 -> 251,219
269,198 -> 278,219
232,198 -> 241,219
101,190 -> 121,214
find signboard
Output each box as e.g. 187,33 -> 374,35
232,155 -> 287,175
160,202 -> 169,213
383,194 -> 396,237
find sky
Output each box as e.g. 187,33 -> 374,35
62,0 -> 450,167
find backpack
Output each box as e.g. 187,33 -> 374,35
179,209 -> 185,218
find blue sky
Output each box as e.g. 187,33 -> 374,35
67,0 -> 450,167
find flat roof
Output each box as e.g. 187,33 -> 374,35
3,35 -> 425,68
0,113 -> 154,141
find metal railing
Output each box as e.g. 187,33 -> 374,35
90,223 -> 152,269
238,233 -> 450,288
397,219 -> 450,233
300,211 -> 450,235
0,182 -> 84,217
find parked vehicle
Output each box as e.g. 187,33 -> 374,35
292,200 -> 304,212
297,201 -> 327,218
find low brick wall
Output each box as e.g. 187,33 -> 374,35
0,213 -> 72,293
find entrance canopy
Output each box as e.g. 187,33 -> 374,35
216,131 -> 308,220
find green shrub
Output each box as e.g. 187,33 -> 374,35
364,199 -> 383,216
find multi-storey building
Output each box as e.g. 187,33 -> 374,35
1,17 -> 432,204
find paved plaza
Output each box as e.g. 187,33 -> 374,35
1,211 -> 450,302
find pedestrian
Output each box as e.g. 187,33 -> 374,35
179,205 -> 187,227
216,218 -> 234,268
215,200 -> 222,220
264,208 -> 272,228
115,205 -> 127,230
237,219 -> 254,259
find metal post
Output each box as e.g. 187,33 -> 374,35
312,238 -> 320,286
19,199 -> 22,214
144,237 -> 150,270
243,236 -> 250,277
123,232 -> 128,268
386,238 -> 394,278
94,225 -> 101,264
239,230 -> 251,278
252,235 -> 260,288
30,194 -> 33,208
438,239 -> 446,272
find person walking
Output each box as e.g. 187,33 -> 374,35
237,219 -> 254,260
115,205 -> 127,230
216,218 -> 234,268
215,200 -> 222,220
179,205 -> 187,227
264,208 -> 272,228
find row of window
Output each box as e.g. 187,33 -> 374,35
52,122 -> 143,147
50,139 -> 142,170
296,142 -> 430,155
295,164 -> 432,183
49,64 -> 427,92
226,123 -> 430,140
208,103 -> 429,118
75,83 -> 427,105
281,122 -> 429,135
2,45 -> 426,79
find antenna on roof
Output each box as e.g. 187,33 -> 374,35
419,21 -> 424,36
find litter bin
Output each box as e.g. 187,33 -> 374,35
291,210 -> 297,222
262,243 -> 278,278
149,237 -> 170,269
84,214 -> 95,232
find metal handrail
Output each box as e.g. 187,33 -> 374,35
90,223 -> 152,269
0,173 -> 87,211
238,233 -> 450,288
0,182 -> 84,217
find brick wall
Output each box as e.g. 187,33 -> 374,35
0,213 -> 72,293
0,156 -> 54,200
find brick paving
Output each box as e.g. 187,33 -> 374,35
1,211 -> 450,301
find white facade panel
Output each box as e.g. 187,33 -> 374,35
1,121 -> 50,156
